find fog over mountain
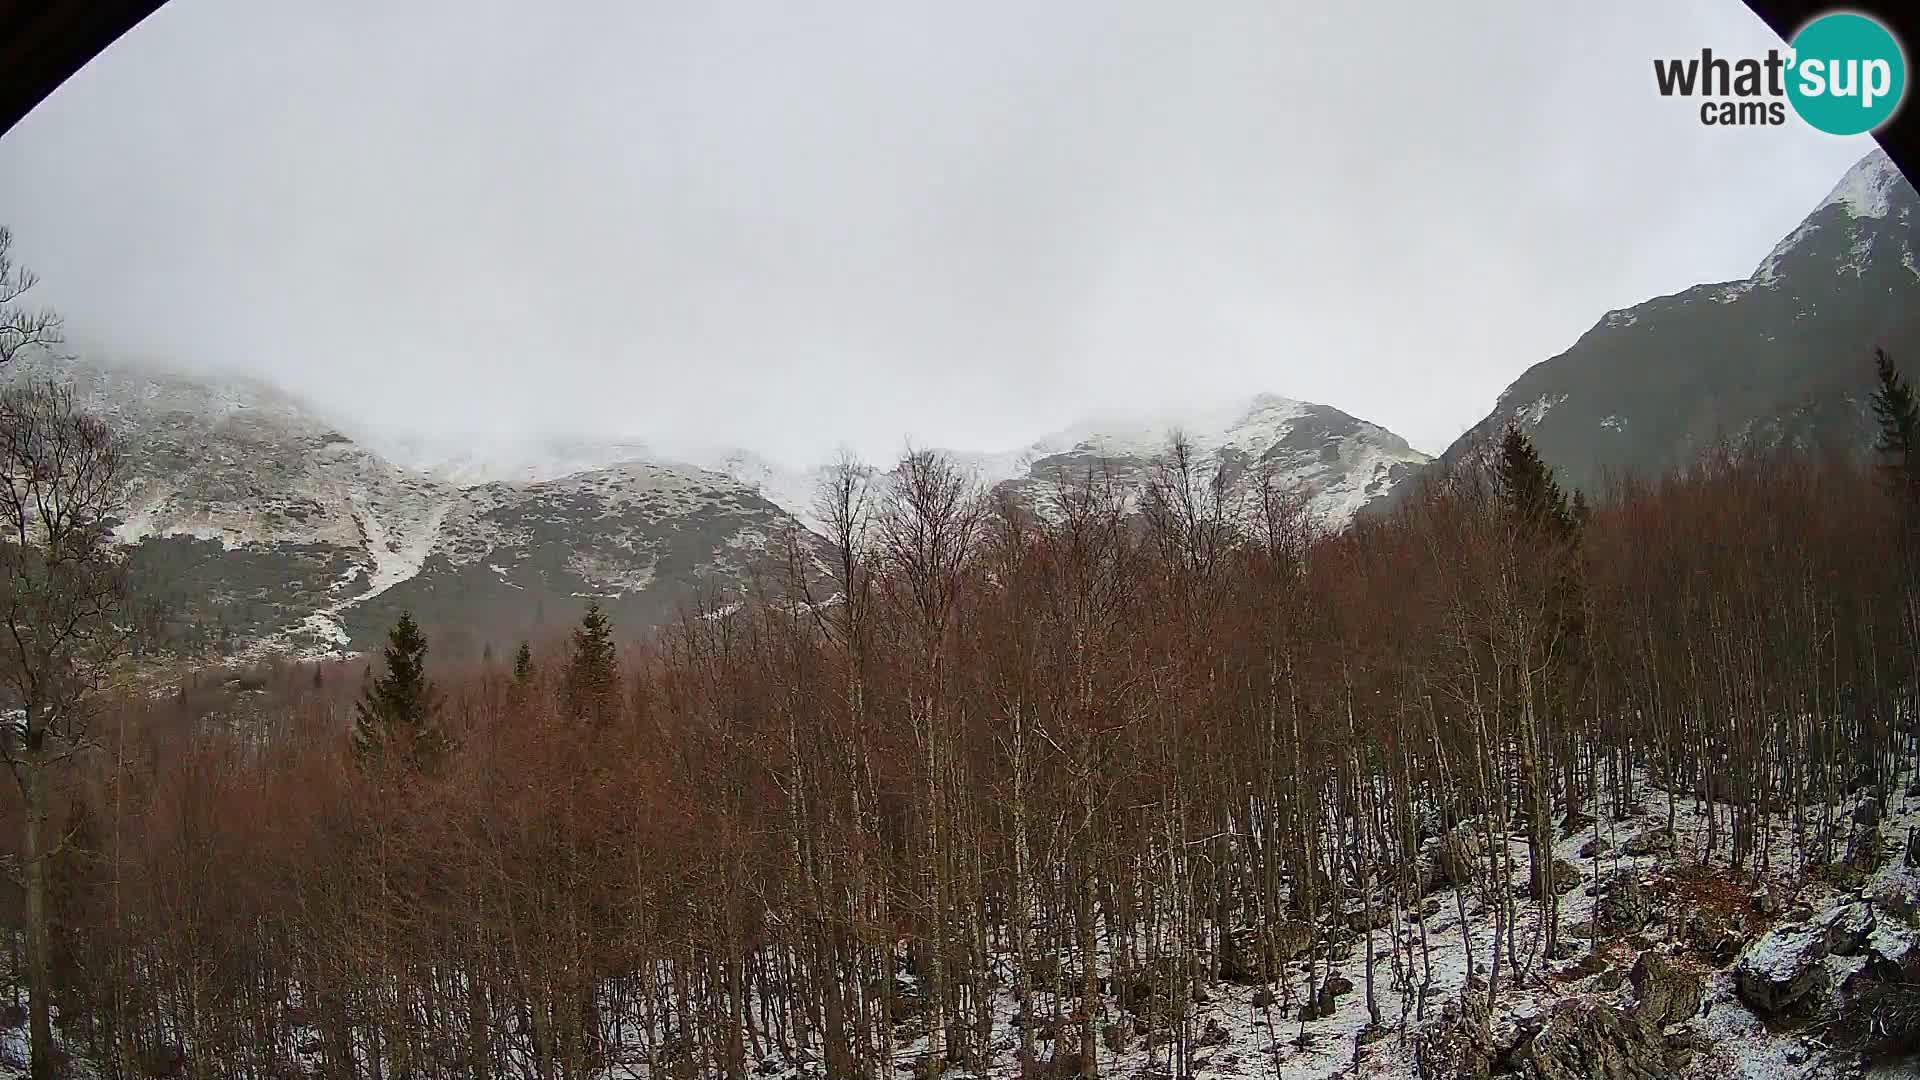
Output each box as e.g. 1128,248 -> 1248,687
0,0 -> 1879,467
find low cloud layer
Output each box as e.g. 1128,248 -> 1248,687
0,0 -> 1877,464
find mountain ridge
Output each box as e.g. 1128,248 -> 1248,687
1408,147 -> 1919,503
4,352 -> 1425,659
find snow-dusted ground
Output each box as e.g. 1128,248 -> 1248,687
123,774 -> 1890,1080
659,770 -> 1914,1080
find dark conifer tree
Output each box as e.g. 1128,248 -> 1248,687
565,604 -> 618,724
1494,424 -> 1572,537
353,611 -> 446,772
513,641 -> 534,685
1871,348 -> 1920,510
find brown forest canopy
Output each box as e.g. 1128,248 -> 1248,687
12,416 -> 1920,1079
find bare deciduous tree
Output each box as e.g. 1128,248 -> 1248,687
0,381 -> 129,1080
0,229 -> 64,367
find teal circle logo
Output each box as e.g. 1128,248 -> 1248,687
1786,13 -> 1907,135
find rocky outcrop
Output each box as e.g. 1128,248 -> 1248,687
1621,827 -> 1675,858
1594,873 -> 1651,935
1677,909 -> 1745,968
1871,873 -> 1920,923
1627,951 -> 1702,1030
1218,921 -> 1312,985
1733,922 -> 1830,1017
1517,1001 -> 1680,1080
1413,994 -> 1494,1080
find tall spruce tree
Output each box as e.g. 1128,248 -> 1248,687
513,640 -> 534,685
354,611 -> 446,772
565,604 -> 619,724
1491,422 -> 1589,894
1494,424 -> 1573,538
1872,348 -> 1920,513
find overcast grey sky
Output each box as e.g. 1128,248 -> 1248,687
0,0 -> 1880,464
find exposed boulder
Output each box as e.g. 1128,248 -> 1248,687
1733,922 -> 1831,1017
1219,921 -> 1313,984
1545,858 -> 1583,897
1595,873 -> 1651,935
1516,1001 -> 1677,1080
1428,827 -> 1485,892
1622,827 -> 1675,858
1412,993 -> 1494,1080
1678,910 -> 1745,968
1297,974 -> 1350,1022
1627,951 -> 1703,1030
1871,872 -> 1920,923
1562,951 -> 1611,982
1824,901 -> 1875,957
1271,920 -> 1314,962
1345,905 -> 1390,933
1873,921 -> 1920,970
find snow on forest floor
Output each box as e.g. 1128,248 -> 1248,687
5,776 -> 1920,1080
741,776 -> 1920,1080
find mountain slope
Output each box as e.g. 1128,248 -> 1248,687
702,395 -> 1431,533
7,353 -> 1428,660
1432,148 -> 1919,496
986,394 -> 1429,525
341,462 -> 806,658
4,354 -> 813,661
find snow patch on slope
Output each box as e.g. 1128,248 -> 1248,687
1032,394 -> 1315,462
1513,392 -> 1568,427
1819,147 -> 1903,221
685,448 -> 839,537
355,495 -> 453,600
1755,148 -> 1912,284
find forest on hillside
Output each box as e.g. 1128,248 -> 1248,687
6,354 -> 1920,1080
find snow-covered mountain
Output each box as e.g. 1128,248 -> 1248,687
697,395 -> 1430,534
1427,147 -> 1920,497
979,394 -> 1429,525
5,353 -> 811,661
6,350 -> 1428,660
